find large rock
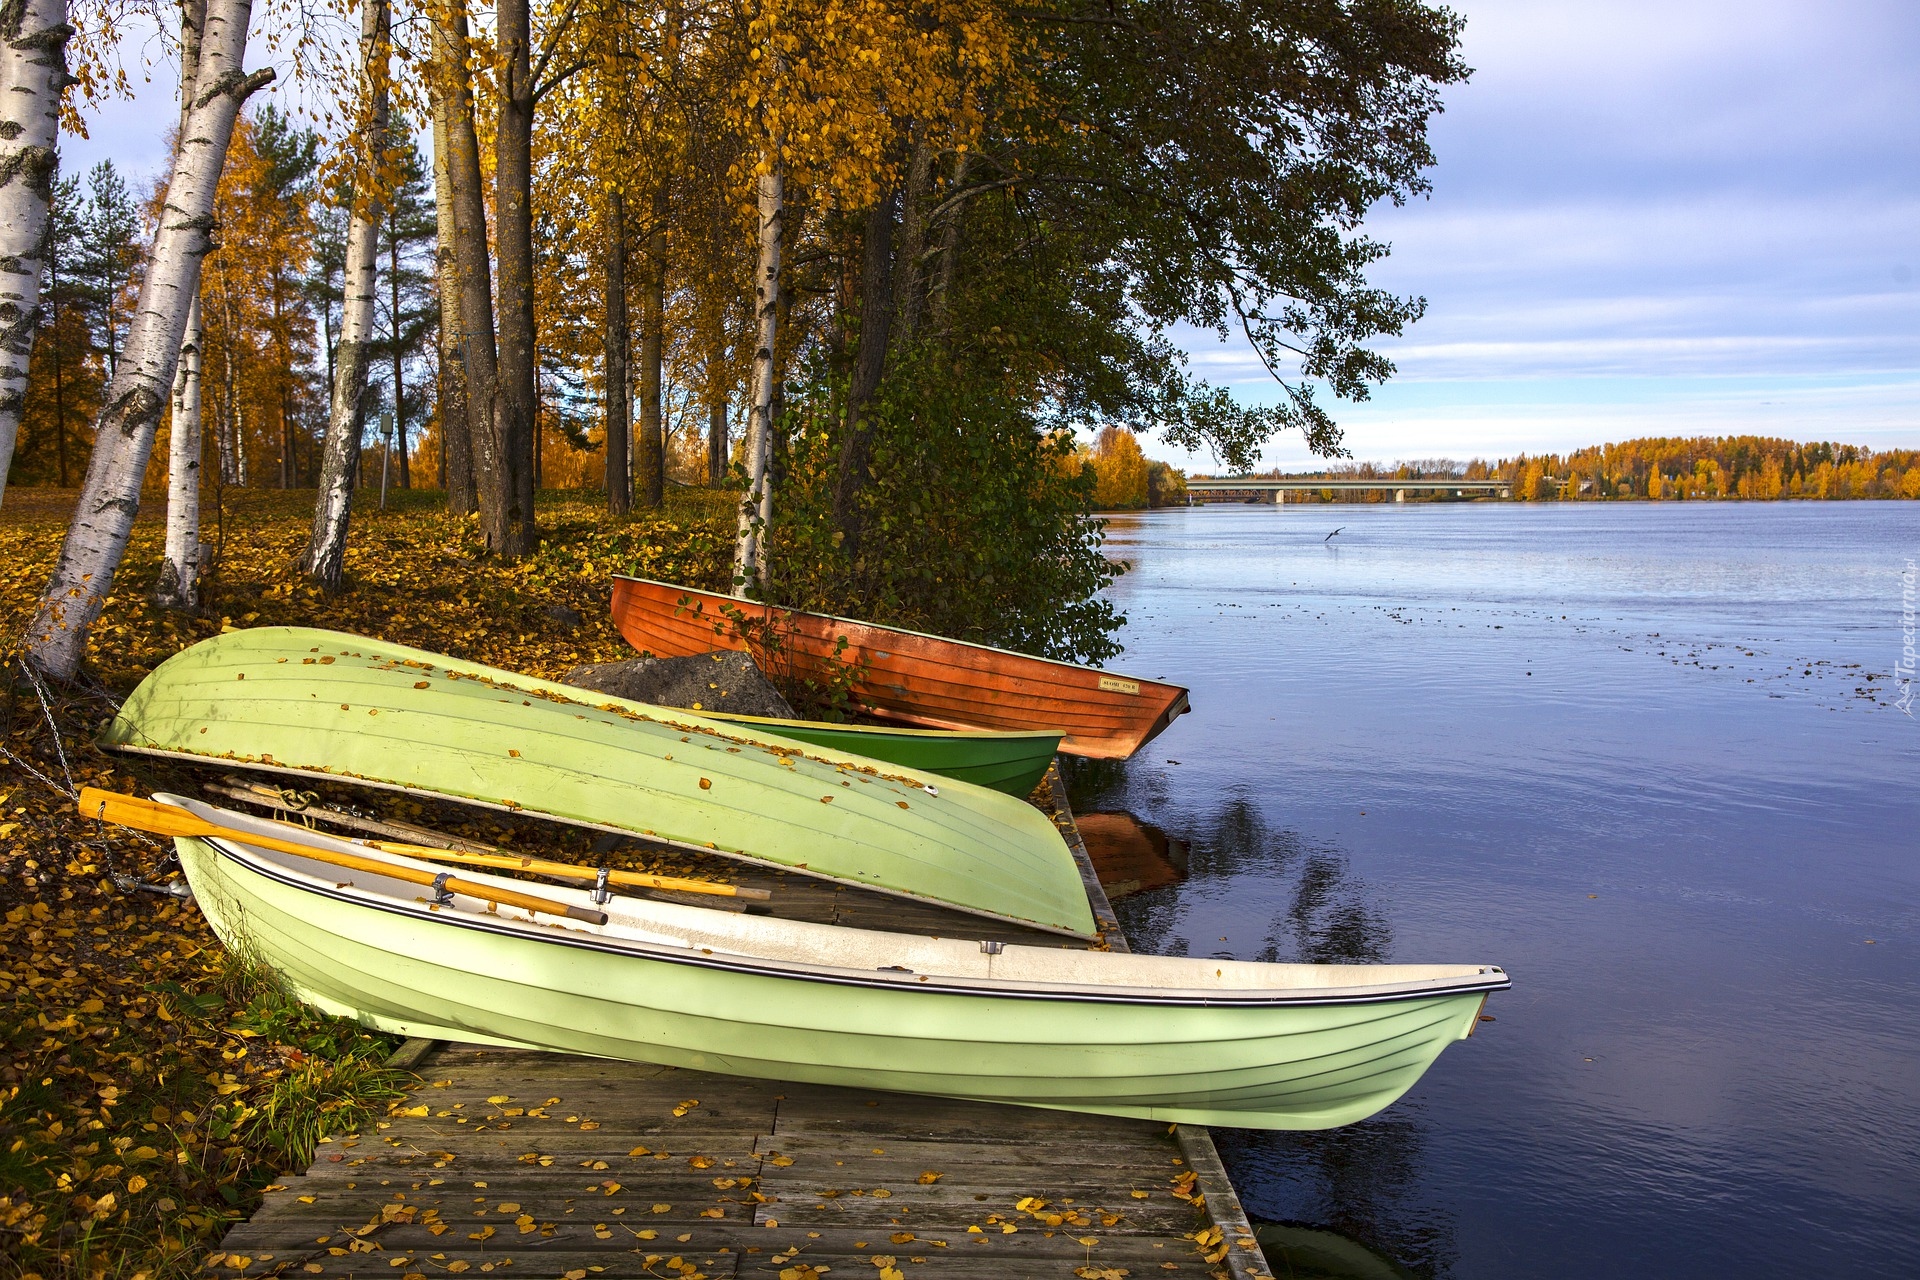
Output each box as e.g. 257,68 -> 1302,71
561,652 -> 797,719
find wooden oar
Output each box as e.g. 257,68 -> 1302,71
204,778 -> 770,901
348,843 -> 773,902
77,788 -> 608,926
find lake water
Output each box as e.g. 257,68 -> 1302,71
1065,501 -> 1920,1280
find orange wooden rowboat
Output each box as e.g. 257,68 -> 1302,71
609,575 -> 1190,760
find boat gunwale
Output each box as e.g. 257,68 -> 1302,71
112,746 -> 1099,940
612,574 -> 1186,694
183,801 -> 1511,1011
696,713 -> 1065,745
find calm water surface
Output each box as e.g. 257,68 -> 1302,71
1066,502 -> 1920,1280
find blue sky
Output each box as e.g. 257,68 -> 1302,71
63,0 -> 1920,471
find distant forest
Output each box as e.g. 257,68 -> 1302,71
1210,436 -> 1920,502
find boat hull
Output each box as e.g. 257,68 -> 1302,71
175,801 -> 1505,1132
610,576 -> 1190,760
697,716 -> 1061,797
102,627 -> 1097,936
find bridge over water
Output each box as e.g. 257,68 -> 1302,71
1186,477 -> 1512,503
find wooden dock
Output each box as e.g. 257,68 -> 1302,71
210,767 -> 1271,1279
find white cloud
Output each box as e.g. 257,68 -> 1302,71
1170,0 -> 1920,458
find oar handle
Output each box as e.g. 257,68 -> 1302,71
77,788 -> 606,926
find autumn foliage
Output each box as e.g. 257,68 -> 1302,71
1217,436 -> 1920,502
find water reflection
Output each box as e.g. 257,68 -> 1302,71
1253,1222 -> 1416,1280
1076,810 -> 1188,900
1065,759 -> 1445,1273
1222,1115 -> 1457,1280
1069,763 -> 1392,966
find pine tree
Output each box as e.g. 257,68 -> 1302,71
12,175 -> 99,486
73,161 -> 141,381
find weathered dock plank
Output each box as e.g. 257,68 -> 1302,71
212,1044 -> 1223,1278
207,766 -> 1274,1279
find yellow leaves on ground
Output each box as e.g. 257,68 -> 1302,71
1190,1223 -> 1229,1264
915,1170 -> 941,1184
0,489 -> 736,1276
672,1098 -> 701,1117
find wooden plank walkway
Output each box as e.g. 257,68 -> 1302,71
209,766 -> 1272,1279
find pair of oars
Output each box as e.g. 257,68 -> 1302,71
75,788 -> 768,928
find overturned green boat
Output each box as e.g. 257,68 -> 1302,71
694,714 -> 1062,797
103,627 -> 1096,936
170,793 -> 1511,1130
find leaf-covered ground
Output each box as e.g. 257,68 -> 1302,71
0,487 -> 738,1279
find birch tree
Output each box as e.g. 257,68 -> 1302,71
303,0 -> 389,588
730,136 -> 780,595
0,0 -> 76,508
155,0 -> 209,608
23,0 -> 273,680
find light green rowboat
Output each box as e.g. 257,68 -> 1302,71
103,627 -> 1096,937
692,714 -> 1062,797
169,795 -> 1510,1131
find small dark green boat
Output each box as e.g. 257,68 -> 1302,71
695,714 -> 1062,797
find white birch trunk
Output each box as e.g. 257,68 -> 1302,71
155,2 -> 208,608
303,0 -> 389,589
21,0 -> 271,680
732,152 -> 782,597
0,0 -> 74,509
153,297 -> 203,605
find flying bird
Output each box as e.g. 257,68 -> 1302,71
1325,527 -> 1344,542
